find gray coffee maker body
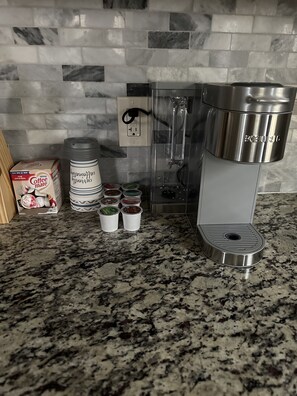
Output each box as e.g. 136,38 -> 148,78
187,83 -> 296,268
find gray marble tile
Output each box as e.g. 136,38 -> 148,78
98,157 -> 128,181
168,49 -> 209,67
194,0 -> 236,13
261,180 -> 282,193
210,51 -> 249,68
2,130 -> 28,145
231,34 -> 271,51
67,128 -> 119,145
80,9 -> 125,28
280,180 -> 297,192
106,98 -> 117,114
62,65 -> 104,82
0,27 -> 13,45
293,16 -> 297,34
0,81 -> 42,97
271,35 -> 294,52
127,147 -> 150,172
13,27 -> 58,45
82,48 -> 125,65
277,0 -> 297,16
127,171 -> 150,186
126,49 -> 168,66
33,8 -> 80,27
0,65 -> 18,80
127,83 -> 150,96
26,129 -> 68,144
22,97 -> 64,114
248,52 -> 287,68
59,28 -> 121,47
0,7 -> 33,26
64,98 -> 106,114
103,0 -> 147,9
0,99 -> 22,113
170,13 -> 211,32
266,68 -> 297,84
104,66 -> 147,82
236,0 -> 277,15
9,143 -> 64,161
100,145 -> 127,158
122,31 -> 147,48
38,47 -> 82,64
188,67 -> 228,82
55,0 -> 103,7
41,81 -> 84,97
147,67 -> 188,82
18,64 -> 62,81
291,129 -> 297,142
148,32 -> 189,49
149,0 -> 193,12
228,68 -> 266,83
0,46 -> 38,64
60,28 -> 146,48
87,114 -> 117,130
287,53 -> 297,68
293,37 -> 297,51
125,11 -> 169,30
84,82 -> 126,97
45,114 -> 86,129
0,114 -> 45,129
253,16 -> 293,34
212,15 -> 253,33
191,32 -> 231,50
8,0 -> 54,5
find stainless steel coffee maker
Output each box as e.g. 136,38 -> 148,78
187,83 -> 296,268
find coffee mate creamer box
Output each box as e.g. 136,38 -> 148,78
10,160 -> 62,215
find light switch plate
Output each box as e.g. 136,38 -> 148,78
117,97 -> 151,147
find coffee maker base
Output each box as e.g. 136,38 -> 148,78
197,223 -> 265,268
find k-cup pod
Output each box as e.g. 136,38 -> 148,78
121,182 -> 139,191
99,197 -> 120,208
120,197 -> 141,207
98,206 -> 120,232
103,189 -> 122,199
121,206 -> 143,232
122,189 -> 142,199
103,183 -> 121,191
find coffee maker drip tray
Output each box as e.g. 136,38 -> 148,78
198,223 -> 265,268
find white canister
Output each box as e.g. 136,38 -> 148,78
70,159 -> 102,195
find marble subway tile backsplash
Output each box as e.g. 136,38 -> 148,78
62,65 -> 104,81
0,0 -> 296,191
12,27 -> 59,45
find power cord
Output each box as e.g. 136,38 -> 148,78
122,107 -> 151,124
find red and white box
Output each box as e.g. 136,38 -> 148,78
10,160 -> 63,215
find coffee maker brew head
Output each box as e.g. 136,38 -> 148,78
202,82 -> 296,163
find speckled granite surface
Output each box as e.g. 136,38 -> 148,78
0,193 -> 296,396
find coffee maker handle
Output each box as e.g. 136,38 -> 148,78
246,95 -> 290,104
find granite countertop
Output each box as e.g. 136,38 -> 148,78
0,193 -> 297,396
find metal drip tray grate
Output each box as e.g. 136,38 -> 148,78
198,223 -> 265,267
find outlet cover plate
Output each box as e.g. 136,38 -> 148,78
117,97 -> 150,147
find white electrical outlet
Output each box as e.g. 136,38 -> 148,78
117,97 -> 150,147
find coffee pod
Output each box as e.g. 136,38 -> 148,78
121,206 -> 143,232
98,206 -> 120,232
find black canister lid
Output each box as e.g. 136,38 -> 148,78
64,137 -> 100,161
